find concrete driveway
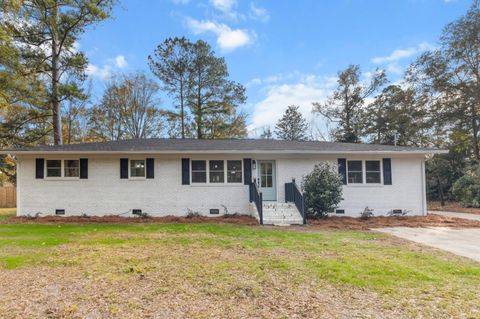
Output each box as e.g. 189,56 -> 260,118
377,227 -> 480,262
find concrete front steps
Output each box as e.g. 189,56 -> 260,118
262,202 -> 304,225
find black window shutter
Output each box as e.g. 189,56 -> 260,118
181,158 -> 190,185
338,158 -> 347,185
383,158 -> 392,185
146,158 -> 154,179
120,158 -> 128,179
35,158 -> 44,179
80,158 -> 88,179
243,158 -> 252,185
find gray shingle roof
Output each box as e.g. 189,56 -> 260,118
0,138 -> 446,154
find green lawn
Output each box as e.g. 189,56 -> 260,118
0,210 -> 479,318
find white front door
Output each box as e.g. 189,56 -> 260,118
257,160 -> 276,201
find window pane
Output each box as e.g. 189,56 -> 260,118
366,172 -> 381,184
261,176 -> 267,188
192,160 -> 206,183
192,160 -> 206,171
347,160 -> 363,184
130,160 -> 145,177
366,160 -> 380,172
64,160 -> 79,177
348,172 -> 363,184
348,160 -> 362,171
366,161 -> 380,183
46,160 -> 61,177
209,160 -> 224,171
209,172 -> 224,183
192,172 -> 206,183
227,160 -> 242,183
209,160 -> 224,183
266,164 -> 272,175
266,175 -> 273,187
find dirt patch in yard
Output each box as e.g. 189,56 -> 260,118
0,246 -> 408,319
429,201 -> 480,215
304,214 -> 480,230
1,214 -> 258,225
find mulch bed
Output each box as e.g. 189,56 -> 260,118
3,212 -> 480,230
304,214 -> 480,230
428,201 -> 480,215
1,214 -> 258,225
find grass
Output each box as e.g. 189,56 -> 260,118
0,210 -> 479,318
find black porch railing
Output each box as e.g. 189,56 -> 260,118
285,178 -> 306,224
249,179 -> 263,224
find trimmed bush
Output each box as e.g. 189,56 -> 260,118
302,163 -> 343,218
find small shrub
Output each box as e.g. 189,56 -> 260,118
360,207 -> 374,219
452,170 -> 480,207
24,212 -> 42,219
302,162 -> 343,219
186,210 -> 201,218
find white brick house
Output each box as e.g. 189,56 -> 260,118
1,139 -> 445,224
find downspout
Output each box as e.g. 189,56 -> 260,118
421,158 -> 427,216
15,157 -> 20,217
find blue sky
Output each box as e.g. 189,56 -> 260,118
80,0 -> 471,137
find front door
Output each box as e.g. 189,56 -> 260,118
258,160 -> 276,201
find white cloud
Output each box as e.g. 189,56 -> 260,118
249,75 -> 337,138
371,42 -> 434,64
185,17 -> 254,52
85,64 -> 112,80
371,42 -> 435,75
210,0 -> 236,13
246,71 -> 299,87
86,54 -> 128,80
114,55 -> 128,68
249,3 -> 270,22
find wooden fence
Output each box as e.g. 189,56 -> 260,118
0,187 -> 16,208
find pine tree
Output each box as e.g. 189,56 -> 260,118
2,0 -> 115,145
259,126 -> 273,139
274,105 -> 309,141
313,65 -> 386,143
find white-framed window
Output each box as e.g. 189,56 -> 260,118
209,160 -> 224,183
227,160 -> 242,183
366,160 -> 381,184
346,160 -> 383,185
64,160 -> 80,177
191,160 -> 243,184
347,160 -> 363,184
192,160 -> 207,183
130,159 -> 146,178
46,160 -> 62,177
45,159 -> 79,178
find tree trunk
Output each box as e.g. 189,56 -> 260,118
180,81 -> 185,139
51,0 -> 62,145
196,82 -> 203,139
471,107 -> 480,161
437,176 -> 445,206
